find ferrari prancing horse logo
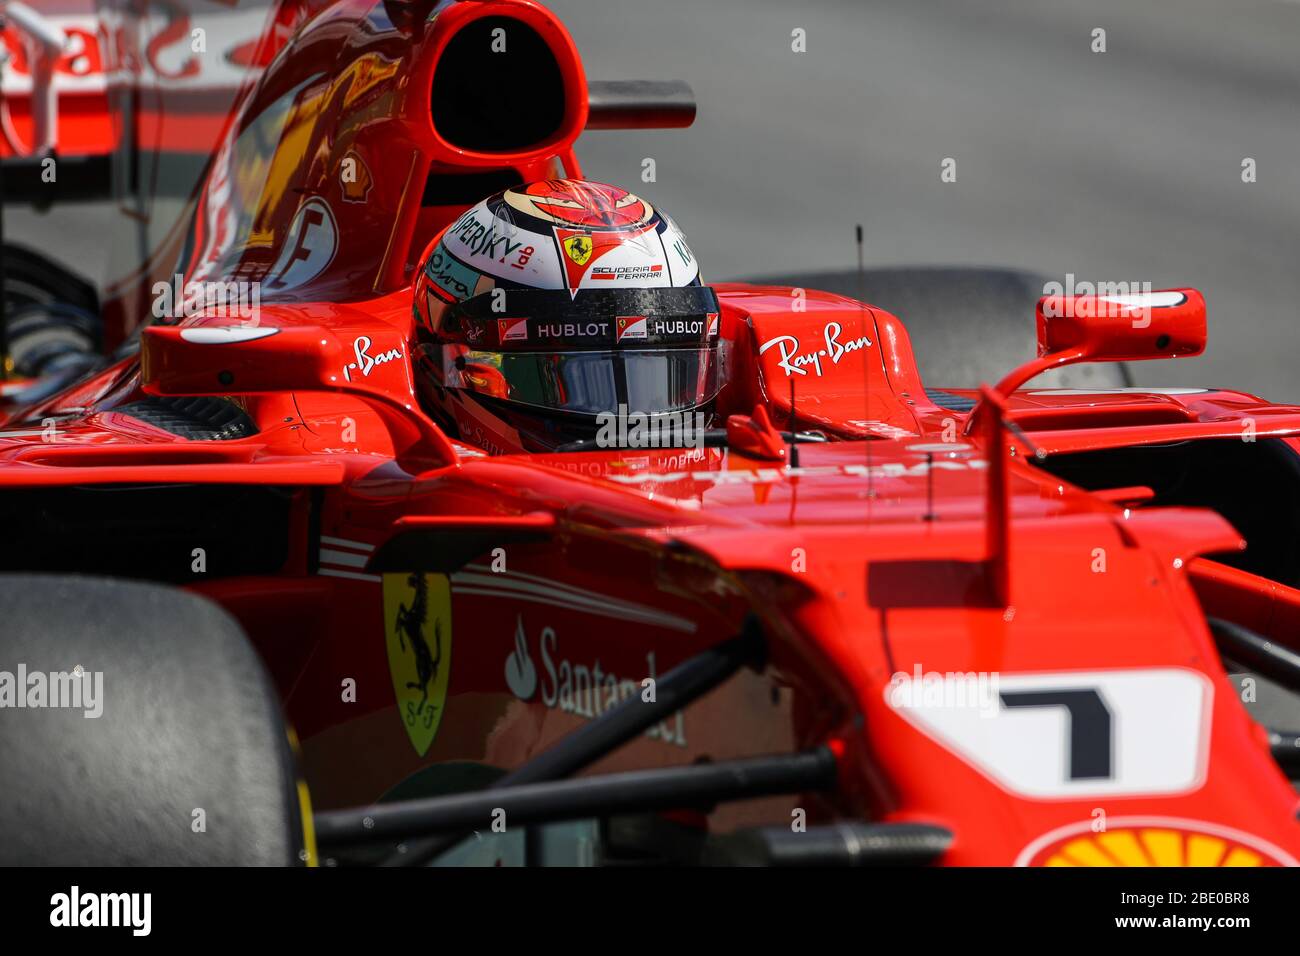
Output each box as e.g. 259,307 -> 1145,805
562,234 -> 593,266
383,572 -> 452,756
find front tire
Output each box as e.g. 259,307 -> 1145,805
0,575 -> 306,865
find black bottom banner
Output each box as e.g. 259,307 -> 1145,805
0,866 -> 1290,942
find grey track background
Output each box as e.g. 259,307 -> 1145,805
550,0 -> 1300,400
10,0 -> 1300,398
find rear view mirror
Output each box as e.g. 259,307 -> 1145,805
1037,288 -> 1206,363
140,321 -> 458,470
993,287 -> 1206,397
141,324 -> 336,395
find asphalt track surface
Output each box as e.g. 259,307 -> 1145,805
9,0 -> 1300,400
552,0 -> 1300,400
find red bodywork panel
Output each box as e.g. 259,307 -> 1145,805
2,0 -> 1298,867
0,0 -> 325,158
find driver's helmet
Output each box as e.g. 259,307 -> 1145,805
412,179 -> 721,454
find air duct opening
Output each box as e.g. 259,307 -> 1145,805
431,16 -> 566,152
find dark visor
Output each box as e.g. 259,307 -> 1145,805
423,345 -> 721,416
427,285 -> 722,416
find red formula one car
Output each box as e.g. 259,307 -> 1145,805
1,0 -> 1299,869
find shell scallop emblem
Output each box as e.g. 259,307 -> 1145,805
1017,817 -> 1298,867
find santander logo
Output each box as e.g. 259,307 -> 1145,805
504,616 -> 538,699
503,615 -> 686,747
759,320 -> 872,377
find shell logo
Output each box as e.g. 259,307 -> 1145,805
1016,817 -> 1298,867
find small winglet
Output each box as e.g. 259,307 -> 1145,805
980,384 -> 1012,608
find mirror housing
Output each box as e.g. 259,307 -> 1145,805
140,323 -> 458,470
963,288 -> 1207,438
141,325 -> 335,395
1036,288 -> 1206,364
992,288 -> 1206,398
